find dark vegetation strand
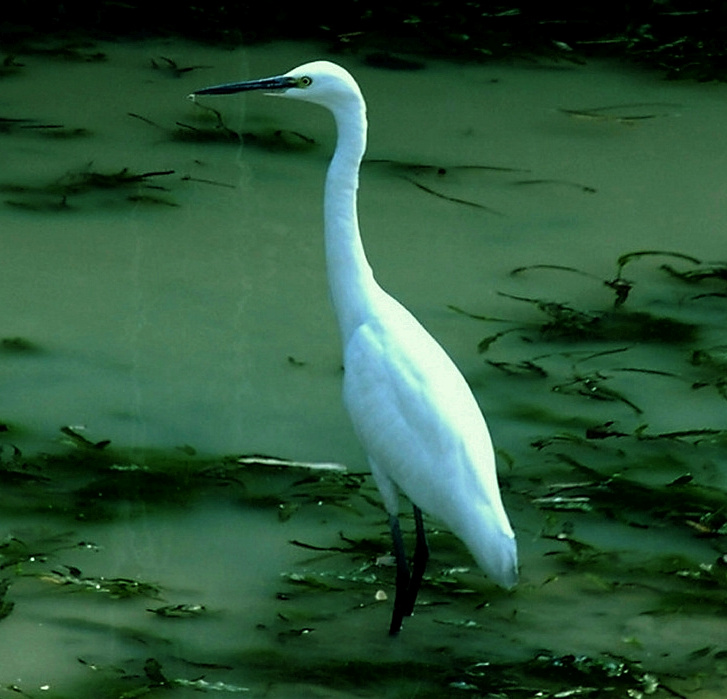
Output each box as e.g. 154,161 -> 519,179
2,2 -> 727,79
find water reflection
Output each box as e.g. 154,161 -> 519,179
1,37 -> 726,697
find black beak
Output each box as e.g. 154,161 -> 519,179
191,75 -> 298,96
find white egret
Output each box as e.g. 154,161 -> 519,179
192,61 -> 517,635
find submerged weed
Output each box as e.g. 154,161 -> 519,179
0,114 -> 90,139
130,102 -> 318,151
150,55 -> 212,78
458,251 -> 727,430
75,656 -> 250,696
494,292 -> 698,344
41,566 -> 162,599
1,165 -> 178,211
0,579 -> 14,622
0,54 -> 24,78
531,432 -> 727,536
2,246 -> 727,694
0,428 -> 364,523
146,603 -> 207,618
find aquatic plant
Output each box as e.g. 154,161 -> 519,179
129,103 -> 318,152
0,579 -> 14,622
367,158 -> 532,214
1,165 -> 178,210
2,248 -> 726,695
0,54 -> 24,78
4,3 -> 727,82
459,252 -> 725,414
149,55 -> 211,78
0,114 -> 89,139
41,566 -> 162,599
0,428 -> 365,522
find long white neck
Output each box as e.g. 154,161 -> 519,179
324,94 -> 379,346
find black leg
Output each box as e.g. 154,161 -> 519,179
388,513 -> 410,636
404,504 -> 429,617
387,506 -> 430,635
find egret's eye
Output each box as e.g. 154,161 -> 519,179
298,76 -> 313,87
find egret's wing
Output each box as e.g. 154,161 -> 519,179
342,300 -> 499,520
342,299 -> 517,587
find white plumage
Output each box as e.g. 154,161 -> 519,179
193,60 -> 517,634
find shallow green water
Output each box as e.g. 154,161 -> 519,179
1,37 -> 727,697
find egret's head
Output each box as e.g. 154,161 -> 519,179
190,61 -> 362,112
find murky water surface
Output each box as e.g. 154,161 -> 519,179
1,38 -> 727,697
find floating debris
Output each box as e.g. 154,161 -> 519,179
236,454 -> 346,472
60,425 -> 111,450
535,495 -> 594,512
